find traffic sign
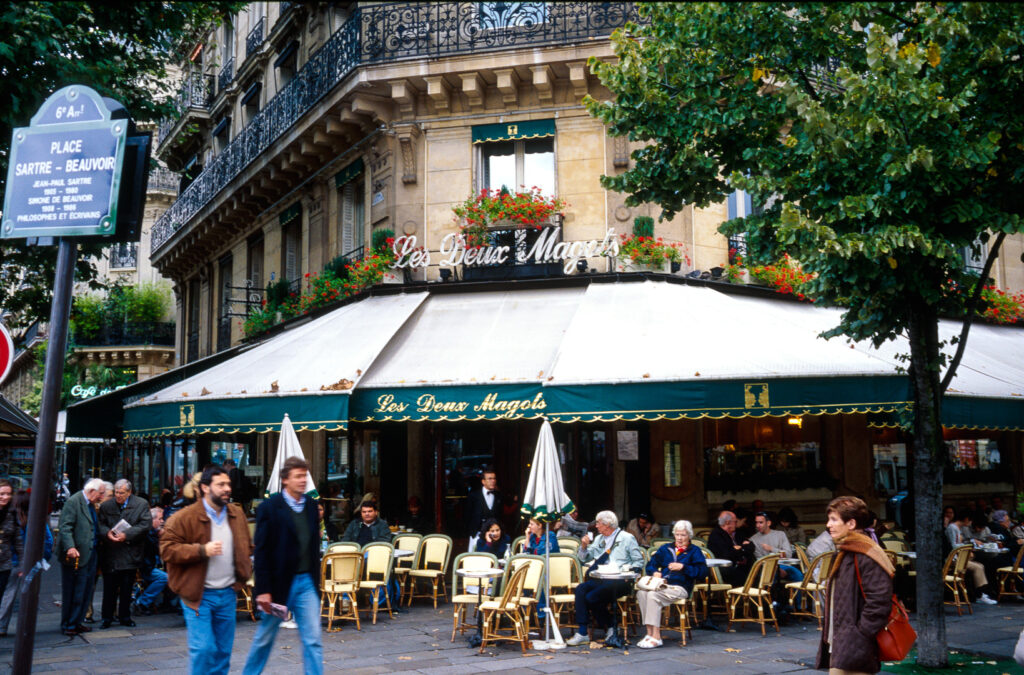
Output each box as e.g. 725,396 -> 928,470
0,323 -> 12,387
1,85 -> 128,239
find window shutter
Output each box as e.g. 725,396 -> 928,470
285,228 -> 298,280
341,183 -> 355,255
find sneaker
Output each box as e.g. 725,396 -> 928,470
565,632 -> 589,646
281,619 -> 298,628
978,594 -> 997,605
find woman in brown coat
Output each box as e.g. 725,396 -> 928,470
816,496 -> 895,674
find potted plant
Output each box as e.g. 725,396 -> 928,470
452,186 -> 566,242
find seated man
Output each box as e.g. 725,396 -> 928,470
625,512 -> 660,549
707,510 -> 755,587
132,507 -> 170,615
341,501 -> 393,546
750,511 -> 803,614
565,510 -> 644,649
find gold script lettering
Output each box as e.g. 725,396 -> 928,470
374,394 -> 408,414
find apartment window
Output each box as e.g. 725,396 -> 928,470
217,255 -> 233,352
274,39 -> 299,89
212,115 -> 230,152
280,203 -> 302,283
478,2 -> 548,30
473,120 -> 555,196
186,279 -> 201,364
241,78 -> 262,124
335,159 -> 365,259
247,235 -> 264,289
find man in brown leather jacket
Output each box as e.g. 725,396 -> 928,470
161,465 -> 252,675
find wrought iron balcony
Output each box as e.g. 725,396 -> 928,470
151,2 -> 638,255
156,72 -> 213,147
219,56 -> 235,92
148,166 -> 179,194
108,242 -> 138,270
247,16 -> 265,59
73,321 -> 176,348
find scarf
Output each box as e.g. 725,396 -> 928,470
830,530 -> 895,579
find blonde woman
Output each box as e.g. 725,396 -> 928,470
636,520 -> 707,648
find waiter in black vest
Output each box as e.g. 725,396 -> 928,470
465,467 -> 503,538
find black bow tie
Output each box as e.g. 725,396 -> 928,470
486,491 -> 493,496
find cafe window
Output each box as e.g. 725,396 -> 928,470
946,438 -> 1001,471
873,442 -> 908,496
210,441 -> 249,467
473,120 -> 556,197
703,417 -> 825,490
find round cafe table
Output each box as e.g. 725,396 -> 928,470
456,568 -> 504,648
700,558 -> 732,631
588,569 -> 639,647
393,548 -> 414,559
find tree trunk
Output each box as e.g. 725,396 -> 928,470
907,301 -> 947,667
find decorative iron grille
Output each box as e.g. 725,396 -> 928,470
247,16 -> 266,58
156,72 -> 213,146
108,242 -> 138,269
148,167 -> 179,193
73,321 -> 176,347
219,56 -> 235,92
151,3 -> 638,255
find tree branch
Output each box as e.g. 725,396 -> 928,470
940,231 -> 1007,393
794,67 -> 822,102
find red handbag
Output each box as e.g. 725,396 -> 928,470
855,557 -> 917,662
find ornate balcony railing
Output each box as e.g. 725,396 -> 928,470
108,242 -> 138,270
247,16 -> 266,58
73,322 -> 176,348
151,3 -> 638,255
148,167 -> 179,193
219,56 -> 235,92
156,72 -> 213,147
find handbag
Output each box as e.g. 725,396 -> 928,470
636,575 -> 667,592
854,557 -> 917,662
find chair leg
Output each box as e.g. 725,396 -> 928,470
451,604 -> 460,642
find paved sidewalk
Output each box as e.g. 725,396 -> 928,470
1,568 -> 1021,674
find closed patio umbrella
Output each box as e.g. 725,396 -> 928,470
265,413 -> 319,498
520,419 -> 574,649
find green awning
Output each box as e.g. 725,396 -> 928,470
868,395 -> 1024,432
543,376 -> 913,423
334,158 -> 364,188
279,202 -> 301,226
124,394 -> 348,438
471,119 -> 555,144
349,384 -> 547,422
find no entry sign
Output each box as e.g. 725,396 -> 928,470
0,323 -> 12,387
1,85 -> 128,239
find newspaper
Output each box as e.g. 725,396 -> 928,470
110,519 -> 131,536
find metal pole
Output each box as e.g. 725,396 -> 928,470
13,238 -> 77,673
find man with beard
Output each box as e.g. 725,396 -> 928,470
161,466 -> 253,674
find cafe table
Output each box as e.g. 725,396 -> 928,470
699,558 -> 733,631
588,568 -> 639,648
456,567 -> 504,648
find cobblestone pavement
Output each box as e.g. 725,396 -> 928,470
0,569 -> 1021,674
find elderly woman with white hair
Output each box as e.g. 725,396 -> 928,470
565,510 -> 645,648
636,520 -> 708,648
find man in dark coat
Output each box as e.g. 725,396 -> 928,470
242,456 -> 322,675
465,467 -> 503,537
707,510 -> 755,587
98,479 -> 152,628
57,478 -> 107,636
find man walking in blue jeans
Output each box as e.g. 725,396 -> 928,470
243,456 -> 322,675
161,466 -> 253,674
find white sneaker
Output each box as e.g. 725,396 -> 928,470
281,619 -> 299,628
978,594 -> 997,605
565,632 -> 589,646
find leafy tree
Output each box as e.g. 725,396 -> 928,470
21,342 -> 135,415
0,1 -> 240,336
586,3 -> 1024,665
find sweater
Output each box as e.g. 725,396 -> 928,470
645,543 -> 708,594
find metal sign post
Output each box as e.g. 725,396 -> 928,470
2,85 -> 141,673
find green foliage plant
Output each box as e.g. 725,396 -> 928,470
632,215 -> 655,238
586,3 -> 1024,665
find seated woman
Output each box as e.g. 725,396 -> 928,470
636,520 -> 708,649
473,518 -> 510,558
524,518 -> 560,555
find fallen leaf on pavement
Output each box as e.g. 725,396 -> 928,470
724,647 -> 742,653
398,656 -> 412,661
589,641 -> 602,649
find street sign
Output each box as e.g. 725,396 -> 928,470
0,323 -> 13,387
1,85 -> 128,239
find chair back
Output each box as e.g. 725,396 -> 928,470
328,542 -> 361,554
951,544 -> 973,578
452,552 -> 499,595
393,534 -> 423,570
696,529 -> 712,540
546,553 -> 580,592
497,564 -> 530,609
794,542 -> 810,572
363,542 -> 394,583
507,554 -> 546,596
511,535 -> 526,555
742,554 -> 779,594
802,551 -> 835,588
651,538 -> 672,549
323,551 -> 362,587
556,537 -> 580,554
888,530 -> 908,541
1010,543 -> 1024,571
691,537 -> 707,549
881,538 -> 908,554
418,534 -> 454,573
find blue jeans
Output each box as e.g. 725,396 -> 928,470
136,568 -> 168,607
60,550 -> 97,630
778,564 -> 804,610
243,573 -> 322,675
183,586 -> 236,675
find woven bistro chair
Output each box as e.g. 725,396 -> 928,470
997,545 -> 1024,602
726,553 -> 780,635
320,551 -> 362,631
785,551 -> 834,629
236,573 -> 257,621
328,542 -> 361,554
360,542 -> 395,624
450,552 -> 500,641
944,545 -> 974,616
556,537 -> 580,555
694,546 -> 732,620
659,591 -> 696,646
505,554 -> 546,632
546,553 -> 582,630
510,535 -> 527,555
392,533 -> 423,597
793,542 -> 810,573
407,534 -> 454,607
479,564 -> 530,653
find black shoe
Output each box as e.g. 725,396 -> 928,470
604,630 -> 625,649
100,620 -> 113,629
74,624 -> 92,633
82,616 -> 95,624
119,619 -> 137,627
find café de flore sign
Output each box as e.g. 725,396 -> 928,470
2,85 -> 128,238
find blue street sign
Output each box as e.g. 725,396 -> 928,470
2,85 -> 128,238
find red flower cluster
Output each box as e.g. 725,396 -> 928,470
453,187 -> 566,231
618,234 -> 689,266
